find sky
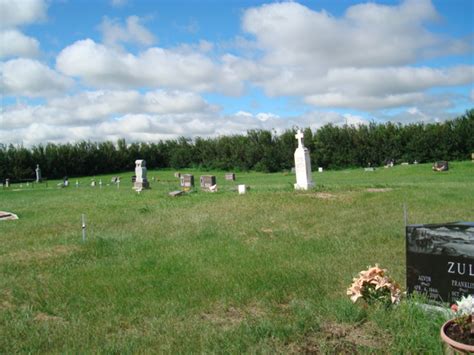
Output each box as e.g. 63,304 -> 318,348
0,0 -> 473,147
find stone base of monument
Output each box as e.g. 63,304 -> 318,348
294,182 -> 314,190
133,181 -> 150,190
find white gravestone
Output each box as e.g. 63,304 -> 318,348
133,160 -> 150,190
238,184 -> 247,195
294,130 -> 314,190
35,164 -> 42,182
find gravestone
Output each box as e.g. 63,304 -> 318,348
318,167 -> 323,173
5,178 -> 9,188
200,175 -> 216,190
180,174 -> 194,189
35,164 -> 42,182
225,173 -> 235,181
472,153 -> 474,162
238,184 -> 247,195
364,167 -> 375,172
169,190 -> 184,197
294,130 -> 314,190
174,172 -> 181,178
406,222 -> 474,304
433,161 -> 449,171
0,211 -> 19,221
133,160 -> 150,190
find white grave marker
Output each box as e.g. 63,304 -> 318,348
294,130 -> 314,190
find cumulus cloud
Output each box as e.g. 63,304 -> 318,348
0,0 -> 46,58
0,0 -> 47,28
0,29 -> 40,58
56,39 -> 243,94
99,15 -> 156,47
238,0 -> 474,109
1,94 -> 362,146
1,58 -> 74,97
1,90 -> 216,129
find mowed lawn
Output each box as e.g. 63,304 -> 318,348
1,162 -> 473,353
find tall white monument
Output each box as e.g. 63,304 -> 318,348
294,130 -> 314,190
35,164 -> 42,183
133,159 -> 150,190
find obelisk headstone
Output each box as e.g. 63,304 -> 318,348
294,129 -> 314,190
35,164 -> 42,182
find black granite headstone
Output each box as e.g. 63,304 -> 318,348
406,222 -> 474,304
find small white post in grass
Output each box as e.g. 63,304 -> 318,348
403,203 -> 408,227
81,214 -> 86,242
99,179 -> 103,189
76,180 -> 79,188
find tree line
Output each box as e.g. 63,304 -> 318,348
1,109 -> 473,181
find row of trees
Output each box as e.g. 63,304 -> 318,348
1,110 -> 473,181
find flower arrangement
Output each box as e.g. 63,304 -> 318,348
444,295 -> 474,346
347,264 -> 402,306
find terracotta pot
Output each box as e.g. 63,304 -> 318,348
440,319 -> 474,354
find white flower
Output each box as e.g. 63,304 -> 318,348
455,295 -> 474,316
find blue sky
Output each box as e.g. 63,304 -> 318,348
1,0 -> 473,146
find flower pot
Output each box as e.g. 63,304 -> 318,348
440,319 -> 474,354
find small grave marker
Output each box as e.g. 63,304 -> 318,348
432,161 -> 449,171
81,214 -> 86,242
200,175 -> 216,191
169,190 -> 184,197
318,167 -> 323,173
225,173 -> 235,181
238,184 -> 247,195
180,174 -> 194,190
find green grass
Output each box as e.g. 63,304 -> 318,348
1,161 -> 473,352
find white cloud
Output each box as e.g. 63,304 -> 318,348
110,0 -> 127,7
0,90 -> 216,129
56,39 -> 243,94
0,29 -> 40,58
99,15 -> 156,47
0,0 -> 47,28
242,0 -> 444,69
1,58 -> 74,97
238,1 -> 474,109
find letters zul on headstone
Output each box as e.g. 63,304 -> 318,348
406,222 -> 474,304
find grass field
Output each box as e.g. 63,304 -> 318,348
1,161 -> 473,353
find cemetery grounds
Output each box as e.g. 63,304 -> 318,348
1,161 -> 473,353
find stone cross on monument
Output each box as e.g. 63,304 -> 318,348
294,129 -> 314,190
295,130 -> 304,148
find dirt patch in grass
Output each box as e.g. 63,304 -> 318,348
294,321 -> 391,353
201,302 -> 265,330
2,245 -> 80,264
0,289 -> 15,310
366,188 -> 393,193
34,312 -> 66,323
